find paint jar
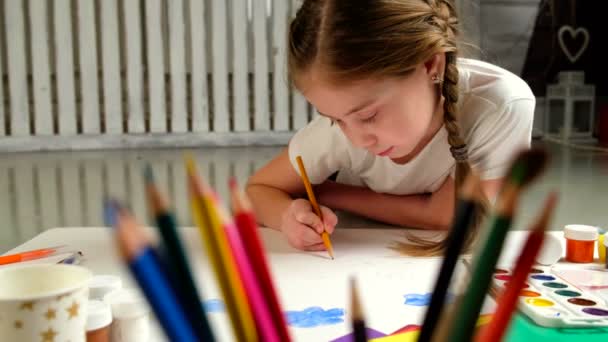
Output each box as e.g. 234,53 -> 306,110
536,233 -> 563,265
86,300 -> 112,342
89,275 -> 122,301
564,225 -> 598,263
103,288 -> 150,342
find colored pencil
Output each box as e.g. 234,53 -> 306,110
0,245 -> 67,265
185,157 -> 258,342
230,179 -> 292,341
446,148 -> 549,342
295,156 -> 334,259
144,166 -> 215,342
104,200 -> 197,342
350,277 -> 367,342
214,196 -> 280,342
418,172 -> 482,342
476,192 -> 558,342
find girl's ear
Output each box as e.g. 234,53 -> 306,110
423,53 -> 446,78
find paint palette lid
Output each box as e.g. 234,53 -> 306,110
86,300 -> 112,332
564,225 -> 599,241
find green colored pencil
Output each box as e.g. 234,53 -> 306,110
144,165 -> 215,342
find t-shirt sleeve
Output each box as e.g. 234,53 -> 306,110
468,98 -> 535,180
288,116 -> 351,184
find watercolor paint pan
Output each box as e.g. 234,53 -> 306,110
492,267 -> 608,328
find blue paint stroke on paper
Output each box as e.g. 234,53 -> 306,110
403,292 -> 456,307
202,299 -> 225,312
404,293 -> 431,306
286,307 -> 345,328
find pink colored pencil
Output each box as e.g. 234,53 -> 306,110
213,196 -> 280,342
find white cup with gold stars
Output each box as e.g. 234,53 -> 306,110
0,264 -> 92,342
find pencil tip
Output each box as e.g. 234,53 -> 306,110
229,177 -> 237,191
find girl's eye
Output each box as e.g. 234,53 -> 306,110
361,112 -> 377,124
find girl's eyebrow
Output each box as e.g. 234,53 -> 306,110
317,99 -> 375,119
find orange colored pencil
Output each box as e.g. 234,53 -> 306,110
230,178 -> 292,342
475,192 -> 558,342
295,156 -> 334,259
0,246 -> 66,265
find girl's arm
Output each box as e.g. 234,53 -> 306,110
315,177 -> 502,230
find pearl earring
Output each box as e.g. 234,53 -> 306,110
431,75 -> 443,84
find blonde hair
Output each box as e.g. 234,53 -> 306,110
288,0 -> 489,256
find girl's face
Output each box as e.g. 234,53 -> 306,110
299,62 -> 442,162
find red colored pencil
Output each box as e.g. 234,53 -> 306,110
229,178 -> 292,342
476,192 -> 558,342
0,246 -> 66,265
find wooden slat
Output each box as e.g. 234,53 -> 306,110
291,0 -> 309,130
60,161 -> 83,226
100,0 -> 123,134
171,161 -> 190,226
84,161 -> 104,226
14,165 -> 37,239
145,0 -> 167,133
292,89 -> 308,129
123,0 -> 145,133
106,160 -> 127,201
253,0 -> 269,131
272,0 -> 289,131
211,0 -> 229,132
0,2 -> 4,137
168,0 -> 188,133
5,0 -> 30,136
232,0 -> 249,132
188,0 -> 210,132
0,167 -> 14,243
127,161 -> 147,224
54,0 -> 77,135
77,0 -> 101,134
28,0 -> 53,135
37,163 -> 60,229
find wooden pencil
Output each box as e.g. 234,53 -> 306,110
230,179 -> 292,342
144,166 -> 215,341
104,200 -> 197,342
214,194 -> 280,342
350,277 -> 367,342
295,156 -> 334,259
418,172 -> 482,342
446,148 -> 549,342
185,157 -> 258,342
476,192 -> 558,342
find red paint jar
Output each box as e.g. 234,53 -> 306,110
564,225 -> 598,263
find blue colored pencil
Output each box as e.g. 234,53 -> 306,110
104,200 -> 197,342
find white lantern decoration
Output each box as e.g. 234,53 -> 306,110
545,71 -> 596,142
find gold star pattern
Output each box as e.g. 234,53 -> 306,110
40,327 -> 57,342
44,308 -> 56,320
66,301 -> 79,319
20,301 -> 35,311
14,320 -> 23,329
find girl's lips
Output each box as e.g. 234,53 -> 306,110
378,146 -> 394,156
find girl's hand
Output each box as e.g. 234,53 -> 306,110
280,198 -> 338,251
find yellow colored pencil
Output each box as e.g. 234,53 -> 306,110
185,157 -> 258,342
295,156 -> 335,259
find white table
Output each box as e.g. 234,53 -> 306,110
1,227 -> 572,341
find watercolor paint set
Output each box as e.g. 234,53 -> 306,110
492,266 -> 608,328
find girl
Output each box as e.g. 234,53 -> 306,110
246,0 -> 534,254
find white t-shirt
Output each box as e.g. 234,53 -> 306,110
288,58 -> 535,195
